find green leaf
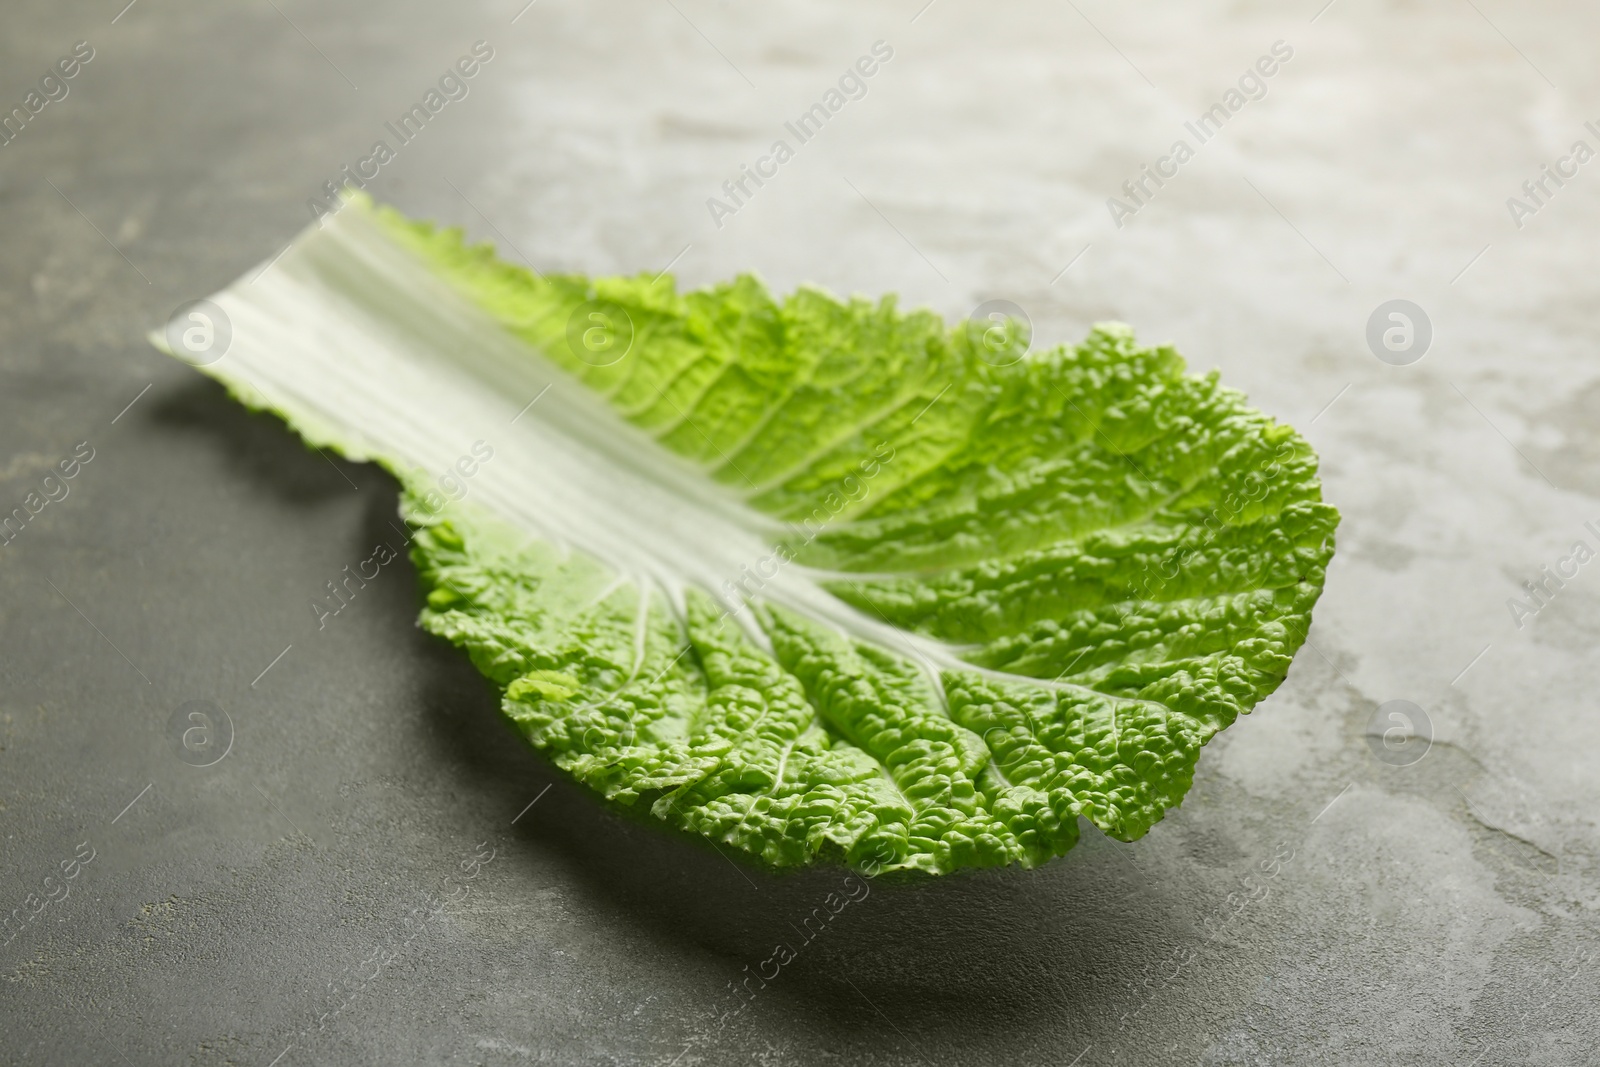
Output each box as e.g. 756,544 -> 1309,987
154,194 -> 1337,875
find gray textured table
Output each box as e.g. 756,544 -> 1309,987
3,2 -> 1597,1064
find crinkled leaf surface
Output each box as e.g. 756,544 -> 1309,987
155,195 -> 1337,875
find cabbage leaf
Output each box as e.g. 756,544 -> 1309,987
152,195 -> 1336,875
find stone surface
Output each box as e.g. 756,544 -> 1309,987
1,1 -> 1596,1064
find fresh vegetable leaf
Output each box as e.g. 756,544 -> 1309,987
153,193 -> 1337,875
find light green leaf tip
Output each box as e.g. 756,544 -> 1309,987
161,193 -> 1338,876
